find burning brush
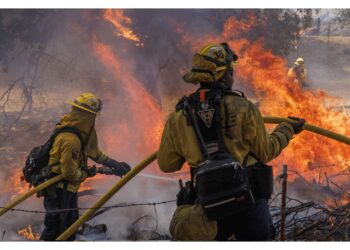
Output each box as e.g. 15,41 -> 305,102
17,225 -> 40,241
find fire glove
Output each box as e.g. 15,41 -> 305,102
98,166 -> 114,175
288,116 -> 306,134
86,165 -> 97,178
176,181 -> 196,206
102,159 -> 131,177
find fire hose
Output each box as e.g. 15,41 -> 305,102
57,116 -> 350,240
56,151 -> 157,240
0,175 -> 64,217
1,116 -> 350,238
263,116 -> 350,145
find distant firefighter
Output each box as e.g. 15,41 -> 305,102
288,57 -> 308,89
23,93 -> 131,241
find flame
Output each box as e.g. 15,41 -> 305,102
174,16 -> 350,186
224,15 -> 257,37
4,12 -> 350,203
6,168 -> 29,198
91,37 -> 164,173
103,9 -> 144,47
17,225 -> 40,240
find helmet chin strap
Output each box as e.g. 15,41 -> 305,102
219,42 -> 237,89
213,74 -> 233,90
220,78 -> 233,90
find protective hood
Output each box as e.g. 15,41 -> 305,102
183,53 -> 226,85
56,107 -> 100,159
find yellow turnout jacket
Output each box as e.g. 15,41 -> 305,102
158,89 -> 295,172
160,88 -> 295,241
50,107 -> 111,192
288,66 -> 308,88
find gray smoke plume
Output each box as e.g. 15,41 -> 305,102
1,9 -> 350,240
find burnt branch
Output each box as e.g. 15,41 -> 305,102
270,193 -> 350,241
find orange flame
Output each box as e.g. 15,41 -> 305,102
17,225 -> 40,240
6,168 -> 29,198
174,16 -> 350,186
91,38 -> 164,173
5,13 -> 350,202
93,13 -> 350,187
103,9 -> 144,47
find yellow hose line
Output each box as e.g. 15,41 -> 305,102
263,116 -> 350,145
0,116 -> 346,236
56,151 -> 158,241
56,116 -> 350,240
0,175 -> 63,217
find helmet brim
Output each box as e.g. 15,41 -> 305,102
68,101 -> 99,115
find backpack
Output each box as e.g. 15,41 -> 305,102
176,88 -> 255,220
23,126 -> 83,187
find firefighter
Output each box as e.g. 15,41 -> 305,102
288,57 -> 308,89
157,43 -> 305,241
40,93 -> 131,241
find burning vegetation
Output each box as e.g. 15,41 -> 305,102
1,9 -> 350,240
17,225 -> 40,240
103,9 -> 144,47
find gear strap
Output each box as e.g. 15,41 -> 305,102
181,88 -> 229,162
52,126 -> 84,146
176,88 -> 260,177
49,126 -> 86,188
182,96 -> 212,161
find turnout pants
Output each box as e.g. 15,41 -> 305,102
215,199 -> 275,241
40,187 -> 79,241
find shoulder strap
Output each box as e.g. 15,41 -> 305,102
51,126 -> 85,148
223,89 -> 246,98
43,126 -> 84,169
182,96 -> 212,161
213,89 -> 228,154
178,89 -> 260,168
177,89 -> 231,161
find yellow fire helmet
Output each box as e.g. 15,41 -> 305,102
69,93 -> 102,115
183,42 -> 238,85
169,204 -> 218,241
295,57 -> 304,66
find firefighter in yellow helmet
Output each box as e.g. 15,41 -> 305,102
158,43 -> 305,241
39,93 -> 131,241
288,57 -> 308,89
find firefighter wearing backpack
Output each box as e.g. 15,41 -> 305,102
39,93 -> 131,241
157,43 -> 305,241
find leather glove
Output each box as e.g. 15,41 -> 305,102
176,181 -> 196,206
98,166 -> 114,175
103,159 -> 131,177
288,116 -> 305,135
86,165 -> 97,178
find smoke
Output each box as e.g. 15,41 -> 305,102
288,35 -> 350,101
80,175 -> 179,240
1,9 -> 350,240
